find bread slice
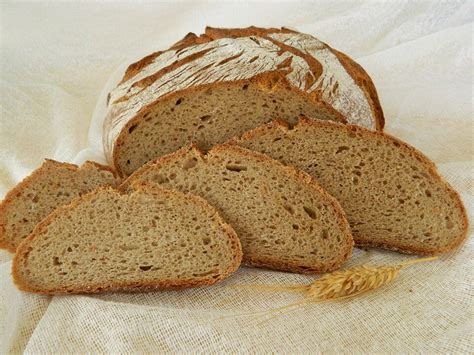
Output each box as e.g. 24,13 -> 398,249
230,118 -> 468,255
13,182 -> 242,294
122,144 -> 353,273
104,26 -> 384,176
0,160 -> 121,252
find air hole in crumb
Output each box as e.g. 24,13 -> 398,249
175,98 -> 183,105
153,174 -> 166,184
425,190 -> 432,197
119,244 -> 139,251
292,224 -> 299,230
273,137 -> 282,142
321,229 -> 329,239
225,164 -> 247,172
283,204 -> 295,215
128,124 -> 138,134
335,146 -> 350,154
183,158 -> 198,170
200,115 -> 211,122
140,265 -> 152,271
242,84 -> 249,90
67,247 -> 72,252
446,218 -> 454,229
202,237 -> 211,245
303,206 -> 317,219
53,257 -> 62,266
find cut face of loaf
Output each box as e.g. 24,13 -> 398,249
104,26 -> 384,176
13,183 -> 242,294
122,145 -> 353,273
231,118 -> 468,255
0,160 -> 121,252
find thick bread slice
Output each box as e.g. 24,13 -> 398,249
0,160 -> 121,252
230,118 -> 468,255
104,26 -> 384,176
122,144 -> 353,274
13,183 -> 242,294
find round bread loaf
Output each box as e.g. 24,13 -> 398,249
103,26 -> 384,176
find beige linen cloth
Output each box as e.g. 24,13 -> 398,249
0,2 -> 472,353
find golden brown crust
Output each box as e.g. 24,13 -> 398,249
205,26 -> 294,40
12,183 -> 242,294
229,117 -> 469,255
0,160 -> 120,252
81,160 -> 120,177
122,144 -> 354,273
120,51 -> 163,84
170,32 -> 213,51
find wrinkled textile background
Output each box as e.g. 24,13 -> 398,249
0,2 -> 473,353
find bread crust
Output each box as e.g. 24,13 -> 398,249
12,183 -> 242,294
330,49 -> 384,130
105,26 -> 385,176
229,117 -> 469,255
122,144 -> 354,274
0,160 -> 120,252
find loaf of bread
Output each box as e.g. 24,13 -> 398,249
104,26 -> 384,176
13,182 -> 242,294
122,144 -> 353,273
0,160 -> 121,252
230,118 -> 468,254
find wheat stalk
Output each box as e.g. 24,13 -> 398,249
243,256 -> 438,302
215,257 -> 438,324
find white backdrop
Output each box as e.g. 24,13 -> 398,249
1,1 -> 473,353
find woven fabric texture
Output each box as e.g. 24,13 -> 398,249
0,2 -> 472,353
